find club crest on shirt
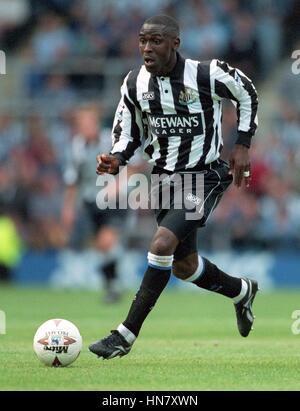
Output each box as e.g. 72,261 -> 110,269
142,91 -> 155,101
179,87 -> 197,105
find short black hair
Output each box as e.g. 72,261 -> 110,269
143,15 -> 180,37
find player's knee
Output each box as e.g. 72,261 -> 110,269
151,237 -> 175,255
172,259 -> 198,280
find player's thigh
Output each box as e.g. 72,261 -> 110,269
174,229 -> 198,261
156,207 -> 199,244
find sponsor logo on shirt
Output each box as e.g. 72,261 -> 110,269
147,113 -> 203,137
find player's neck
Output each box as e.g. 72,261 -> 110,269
157,53 -> 178,76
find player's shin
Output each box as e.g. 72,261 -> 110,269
120,253 -> 173,340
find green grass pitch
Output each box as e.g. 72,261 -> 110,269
0,285 -> 300,391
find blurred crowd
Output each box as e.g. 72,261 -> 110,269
0,0 -> 300,278
1,0 -> 299,94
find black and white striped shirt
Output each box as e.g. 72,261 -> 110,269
110,53 -> 258,172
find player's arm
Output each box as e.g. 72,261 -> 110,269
96,72 -> 143,175
61,147 -> 80,231
211,59 -> 258,187
61,184 -> 78,231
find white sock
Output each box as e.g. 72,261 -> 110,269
147,252 -> 173,270
184,256 -> 204,282
117,323 -> 136,344
233,279 -> 248,304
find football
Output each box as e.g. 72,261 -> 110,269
33,319 -> 82,367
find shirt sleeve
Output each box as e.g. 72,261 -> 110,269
210,59 -> 258,147
110,72 -> 143,163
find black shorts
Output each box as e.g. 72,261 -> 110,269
152,159 -> 233,260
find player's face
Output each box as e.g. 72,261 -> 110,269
75,109 -> 99,140
139,24 -> 180,76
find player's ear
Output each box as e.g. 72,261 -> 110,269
173,37 -> 180,51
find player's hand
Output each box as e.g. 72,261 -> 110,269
96,154 -> 120,175
228,145 -> 251,188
